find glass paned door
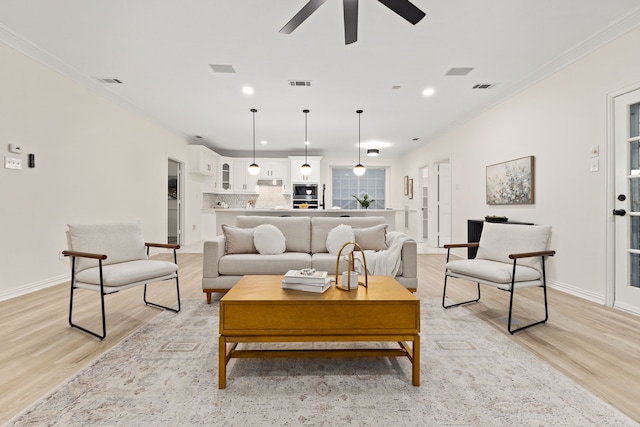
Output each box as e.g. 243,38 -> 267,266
613,91 -> 640,313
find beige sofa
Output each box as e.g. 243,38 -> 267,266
202,215 -> 417,303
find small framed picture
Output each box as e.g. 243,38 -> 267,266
404,176 -> 409,195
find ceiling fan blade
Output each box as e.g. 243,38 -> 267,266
377,0 -> 426,25
279,0 -> 328,34
343,0 -> 358,44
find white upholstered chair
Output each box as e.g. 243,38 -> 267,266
63,222 -> 180,339
442,222 -> 555,334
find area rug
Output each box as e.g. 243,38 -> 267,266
7,298 -> 636,426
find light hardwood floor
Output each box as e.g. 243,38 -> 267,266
1,253 -> 639,424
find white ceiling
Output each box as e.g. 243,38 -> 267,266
1,1 -> 640,158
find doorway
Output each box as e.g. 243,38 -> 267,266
421,166 -> 429,241
611,88 -> 640,314
168,159 -> 182,245
436,160 -> 452,247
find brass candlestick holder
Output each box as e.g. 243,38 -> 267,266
334,241 -> 368,290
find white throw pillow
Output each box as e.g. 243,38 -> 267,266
326,224 -> 355,255
253,224 -> 286,255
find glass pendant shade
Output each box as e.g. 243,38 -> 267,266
248,163 -> 260,175
248,108 -> 260,175
300,163 -> 312,175
353,163 -> 366,176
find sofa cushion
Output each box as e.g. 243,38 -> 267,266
311,253 -> 351,273
311,217 -> 385,253
475,223 -> 551,272
222,224 -> 257,254
75,259 -> 178,287
219,252 -> 312,275
254,224 -> 286,255
67,222 -> 147,272
353,224 -> 388,251
446,258 -> 541,284
326,225 -> 355,255
237,216 -> 311,253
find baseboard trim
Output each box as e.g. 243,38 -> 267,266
547,280 -> 606,305
0,274 -> 69,302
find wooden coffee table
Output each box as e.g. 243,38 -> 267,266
218,275 -> 420,389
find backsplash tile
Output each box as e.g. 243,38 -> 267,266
204,186 -> 291,209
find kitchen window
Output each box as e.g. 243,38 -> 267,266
331,167 -> 385,209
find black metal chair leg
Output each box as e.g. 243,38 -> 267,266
68,257 -> 107,340
442,274 -> 481,309
143,275 -> 181,313
143,248 -> 181,313
507,257 -> 549,334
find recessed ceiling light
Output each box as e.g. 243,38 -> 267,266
422,88 -> 435,96
242,86 -> 254,95
261,140 -> 267,145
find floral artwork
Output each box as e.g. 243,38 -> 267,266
486,156 -> 534,205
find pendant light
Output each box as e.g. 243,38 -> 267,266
353,109 -> 366,176
300,109 -> 312,176
248,108 -> 260,175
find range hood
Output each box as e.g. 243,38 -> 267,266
257,179 -> 283,186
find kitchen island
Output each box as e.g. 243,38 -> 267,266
206,208 -> 400,236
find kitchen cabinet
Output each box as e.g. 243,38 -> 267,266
232,158 -> 258,193
257,158 -> 289,179
219,158 -> 232,192
258,158 -> 291,193
289,156 -> 322,183
188,145 -> 218,176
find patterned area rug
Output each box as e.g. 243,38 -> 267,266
8,298 -> 636,426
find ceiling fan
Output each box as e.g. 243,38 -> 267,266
279,0 -> 426,45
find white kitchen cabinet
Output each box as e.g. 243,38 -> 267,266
257,158 -> 289,179
219,158 -> 232,192
232,158 -> 258,193
188,145 -> 218,176
258,158 -> 291,193
289,156 -> 322,183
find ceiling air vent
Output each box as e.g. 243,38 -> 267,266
289,80 -> 311,87
472,83 -> 498,89
445,67 -> 474,76
209,64 -> 236,73
94,77 -> 123,84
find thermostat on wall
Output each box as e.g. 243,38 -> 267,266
9,144 -> 23,153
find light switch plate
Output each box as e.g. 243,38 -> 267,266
591,145 -> 599,157
590,158 -> 599,172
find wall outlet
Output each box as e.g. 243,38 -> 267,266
5,157 -> 22,170
590,158 -> 599,172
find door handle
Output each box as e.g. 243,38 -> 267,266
613,209 -> 626,216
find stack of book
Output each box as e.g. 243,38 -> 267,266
282,269 -> 332,293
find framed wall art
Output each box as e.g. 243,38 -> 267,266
486,156 -> 534,205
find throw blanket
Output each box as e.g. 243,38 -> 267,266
351,231 -> 412,276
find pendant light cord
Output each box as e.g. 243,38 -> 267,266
304,109 -> 309,163
252,109 -> 256,163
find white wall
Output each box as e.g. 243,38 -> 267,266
0,42 -> 190,300
400,27 -> 640,303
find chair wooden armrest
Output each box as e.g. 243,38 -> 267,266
145,242 -> 181,250
444,242 -> 479,249
61,250 -> 107,260
509,250 -> 556,259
